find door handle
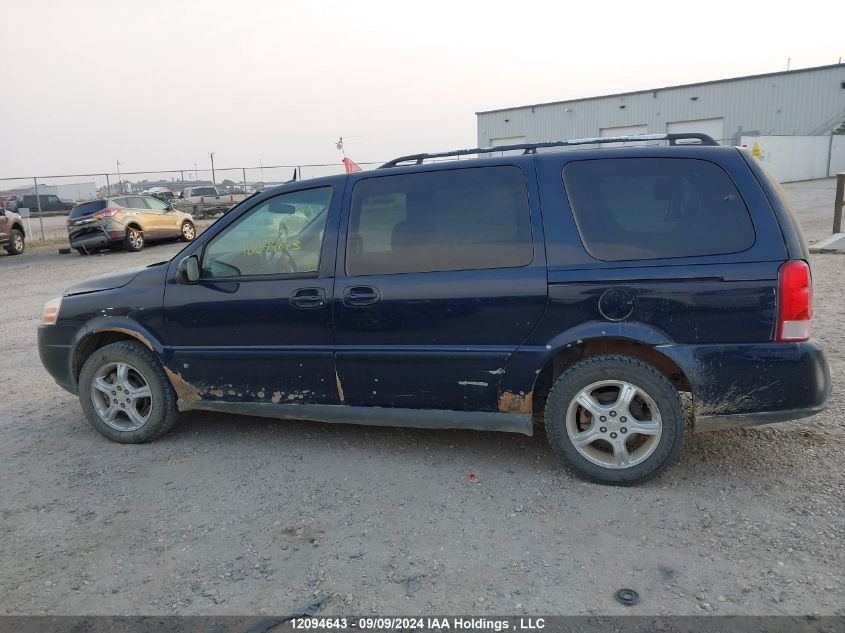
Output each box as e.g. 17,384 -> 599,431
343,285 -> 381,307
290,287 -> 326,309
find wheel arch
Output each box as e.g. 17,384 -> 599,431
11,221 -> 25,236
526,328 -> 691,418
70,320 -> 164,386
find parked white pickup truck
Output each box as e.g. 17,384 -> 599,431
172,186 -> 248,219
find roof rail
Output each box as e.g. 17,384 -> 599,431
379,133 -> 718,168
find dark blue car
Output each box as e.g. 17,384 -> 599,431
37,134 -> 832,484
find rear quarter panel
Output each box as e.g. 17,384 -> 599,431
501,146 -> 791,400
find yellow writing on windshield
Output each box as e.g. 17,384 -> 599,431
243,238 -> 301,257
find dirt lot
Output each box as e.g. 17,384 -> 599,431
0,181 -> 842,616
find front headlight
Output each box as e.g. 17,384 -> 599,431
41,296 -> 62,325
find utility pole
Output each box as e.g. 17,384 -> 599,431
33,177 -> 45,241
209,152 -> 216,187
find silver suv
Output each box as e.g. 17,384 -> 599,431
67,195 -> 196,254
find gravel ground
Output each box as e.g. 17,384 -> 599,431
0,181 -> 842,617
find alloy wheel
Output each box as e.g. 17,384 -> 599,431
90,361 -> 153,431
128,229 -> 143,249
565,379 -> 662,469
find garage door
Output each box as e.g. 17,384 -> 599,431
490,136 -> 526,147
599,124 -> 648,146
667,118 -> 725,144
489,136 -> 527,156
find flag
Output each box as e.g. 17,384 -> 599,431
343,157 -> 362,173
116,159 -> 121,167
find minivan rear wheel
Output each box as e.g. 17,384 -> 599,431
544,354 -> 684,485
78,341 -> 178,443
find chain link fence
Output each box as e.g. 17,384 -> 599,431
0,161 -> 386,242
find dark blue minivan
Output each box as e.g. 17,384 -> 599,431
38,134 -> 832,484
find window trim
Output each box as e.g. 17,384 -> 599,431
197,184 -> 334,282
562,156 -> 757,263
344,165 -> 535,277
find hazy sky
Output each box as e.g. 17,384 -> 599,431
1,0 -> 843,179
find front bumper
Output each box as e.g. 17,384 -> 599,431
38,324 -> 77,395
659,341 -> 832,432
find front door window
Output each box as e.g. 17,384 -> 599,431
201,187 -> 333,278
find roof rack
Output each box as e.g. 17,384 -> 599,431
380,133 -> 718,168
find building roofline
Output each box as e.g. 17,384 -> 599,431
475,63 -> 845,116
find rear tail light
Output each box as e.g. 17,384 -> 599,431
776,260 -> 812,342
93,208 -> 120,219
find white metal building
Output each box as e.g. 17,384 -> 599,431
476,64 -> 845,180
6,181 -> 97,201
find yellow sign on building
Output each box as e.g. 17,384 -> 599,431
751,142 -> 762,160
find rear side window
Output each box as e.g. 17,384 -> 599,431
126,196 -> 149,209
346,166 -> 533,276
563,158 -> 755,261
69,200 -> 107,218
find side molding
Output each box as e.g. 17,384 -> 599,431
181,401 -> 534,436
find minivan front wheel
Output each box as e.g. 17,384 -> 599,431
545,354 -> 684,485
124,227 -> 144,252
78,341 -> 178,443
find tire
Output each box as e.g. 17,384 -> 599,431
180,220 -> 196,242
124,226 -> 144,252
544,354 -> 684,485
75,248 -> 89,256
78,341 -> 178,443
5,229 -> 24,255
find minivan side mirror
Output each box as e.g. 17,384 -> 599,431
176,255 -> 200,283
165,204 -> 174,211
